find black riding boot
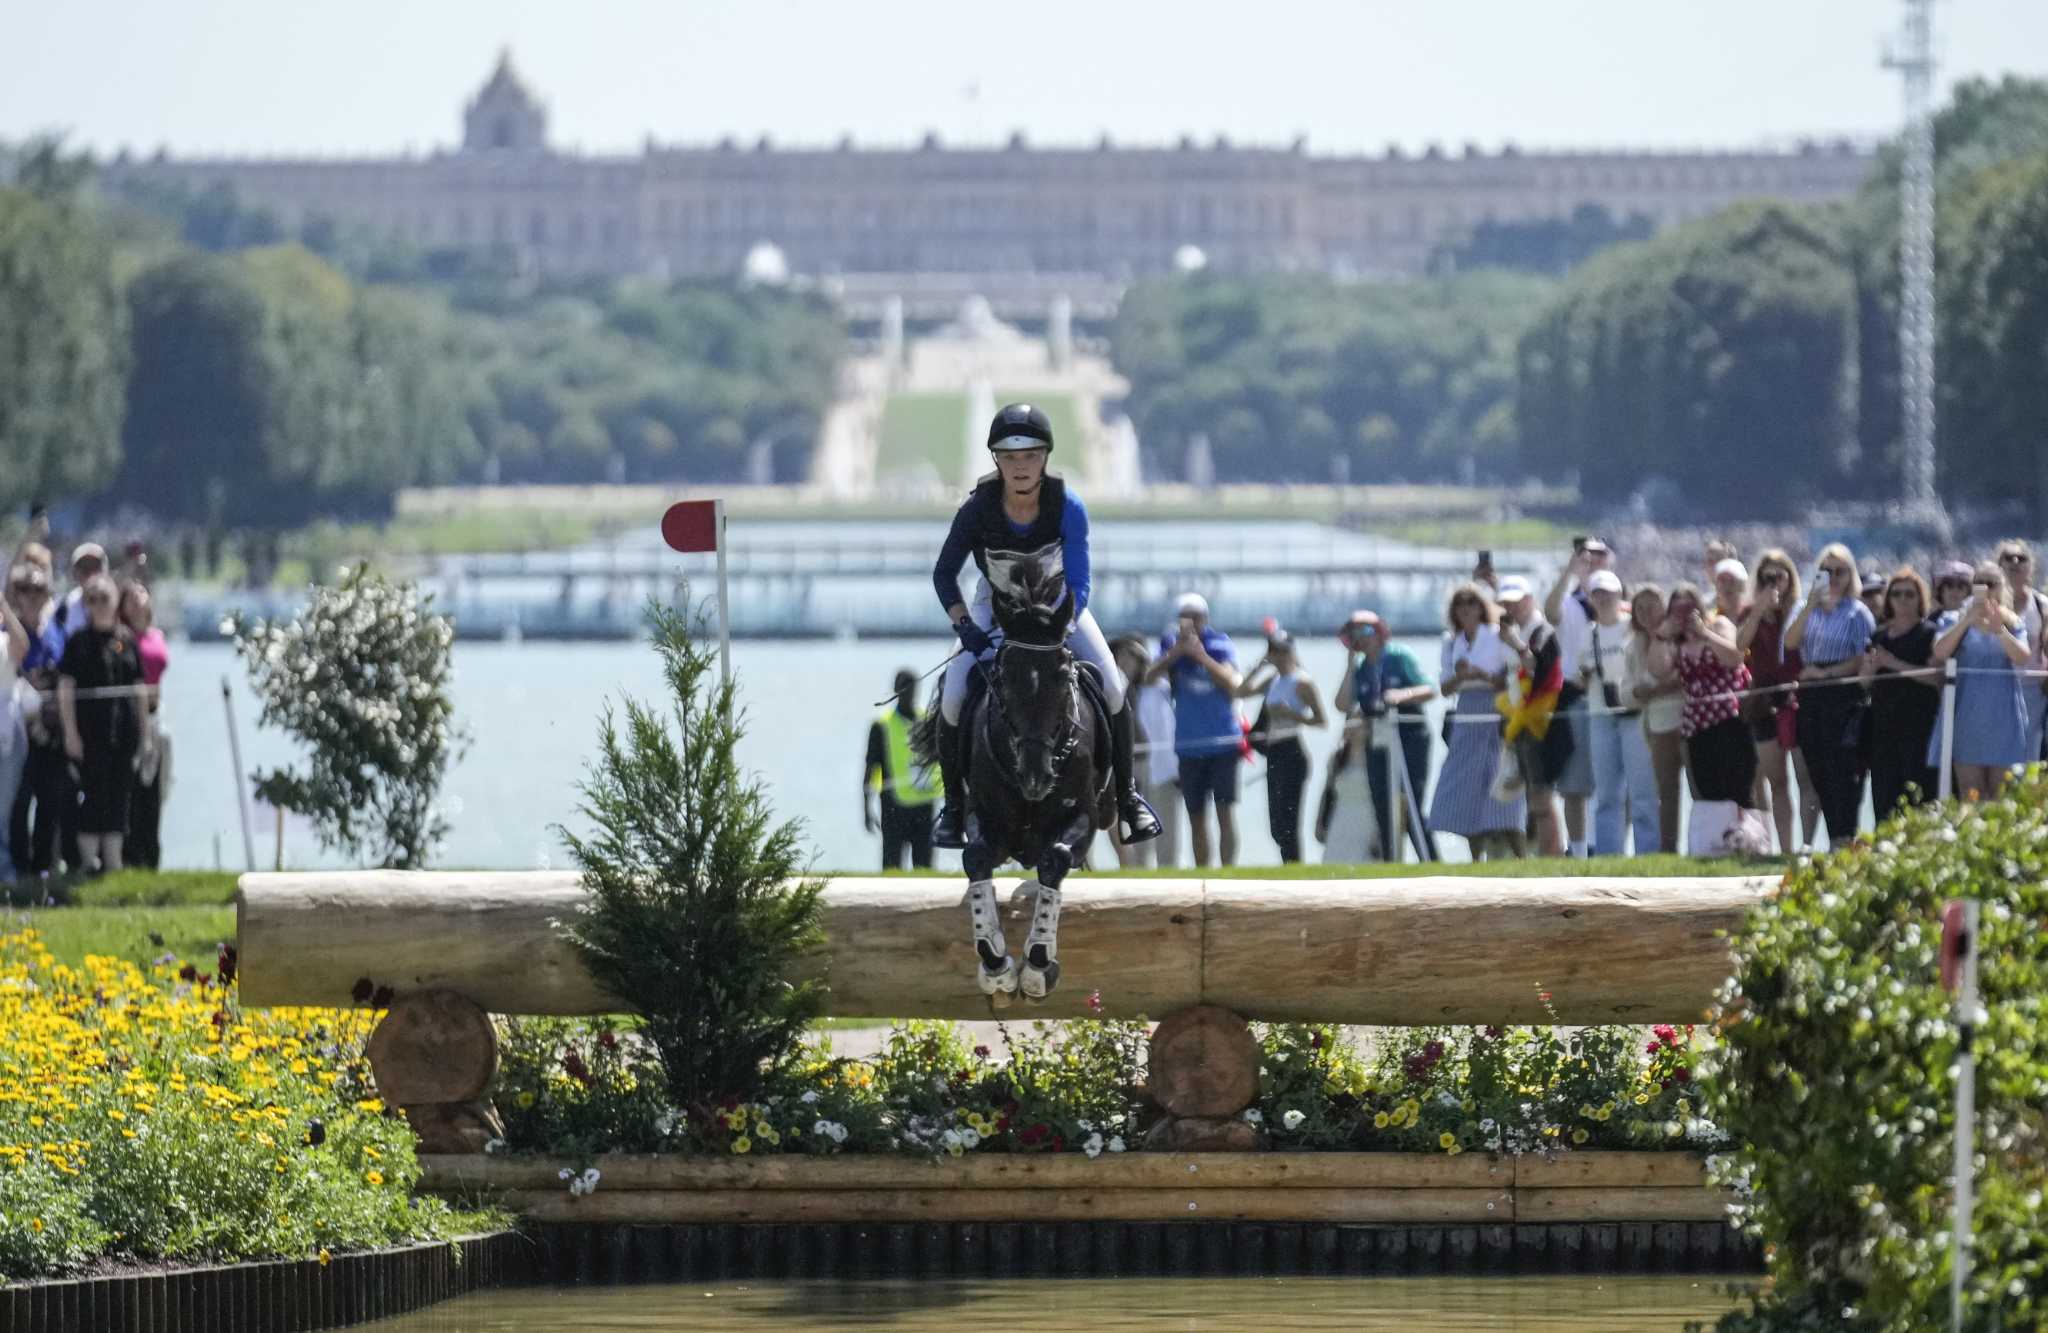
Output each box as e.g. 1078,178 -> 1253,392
1111,707 -> 1163,844
933,719 -> 968,849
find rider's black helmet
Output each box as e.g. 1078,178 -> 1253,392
987,403 -> 1055,455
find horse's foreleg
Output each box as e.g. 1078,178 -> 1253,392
963,840 -> 1017,996
1020,814 -> 1092,1001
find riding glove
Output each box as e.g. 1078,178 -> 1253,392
954,618 -> 995,658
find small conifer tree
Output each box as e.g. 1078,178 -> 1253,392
560,600 -> 825,1115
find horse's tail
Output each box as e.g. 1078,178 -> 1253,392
909,704 -> 943,769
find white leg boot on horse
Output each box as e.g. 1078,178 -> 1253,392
966,879 -> 1017,996
1019,882 -> 1063,1000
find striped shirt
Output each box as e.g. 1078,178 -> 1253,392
1799,598 -> 1875,665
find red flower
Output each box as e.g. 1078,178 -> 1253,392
1673,1067 -> 1690,1083
1652,1024 -> 1679,1048
1423,1040 -> 1444,1061
562,1051 -> 593,1086
178,964 -> 198,983
211,1010 -> 229,1029
1483,1025 -> 1504,1040
973,1045 -> 991,1059
597,1030 -> 617,1050
1050,1135 -> 1065,1153
351,977 -> 374,1004
994,1116 -> 1010,1132
1019,1124 -> 1047,1146
1646,1039 -> 1664,1055
1085,990 -> 1104,1014
370,985 -> 395,1009
1003,1100 -> 1020,1117
1309,1032 -> 1322,1050
216,944 -> 238,987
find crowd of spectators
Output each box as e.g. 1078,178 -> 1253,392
2,526 -> 170,886
1102,535 -> 2047,868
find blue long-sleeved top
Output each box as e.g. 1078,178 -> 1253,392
932,487 -> 1090,618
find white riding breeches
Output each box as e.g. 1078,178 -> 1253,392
940,584 -> 1125,724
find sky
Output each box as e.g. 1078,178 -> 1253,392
5,0 -> 2046,160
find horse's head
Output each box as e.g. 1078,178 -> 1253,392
989,641 -> 1078,804
992,561 -> 1074,650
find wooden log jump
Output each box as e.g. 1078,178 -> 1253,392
235,871 -> 1768,1026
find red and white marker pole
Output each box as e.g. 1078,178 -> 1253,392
1940,897 -> 1979,1331
660,498 -> 731,690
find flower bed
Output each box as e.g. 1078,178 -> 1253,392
0,928 -> 476,1282
491,1014 -> 1725,1163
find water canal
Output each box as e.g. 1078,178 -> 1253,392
376,1275 -> 1750,1330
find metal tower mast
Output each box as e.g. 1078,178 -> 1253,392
1884,0 -> 1940,520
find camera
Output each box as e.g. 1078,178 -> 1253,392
1601,682 -> 1623,711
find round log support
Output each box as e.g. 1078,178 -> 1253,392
365,989 -> 503,1154
1145,1005 -> 1261,1148
236,871 -> 1769,1026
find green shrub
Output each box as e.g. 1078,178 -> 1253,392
1703,771 -> 2048,1331
560,601 -> 825,1117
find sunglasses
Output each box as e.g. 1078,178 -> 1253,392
2001,552 -> 2031,566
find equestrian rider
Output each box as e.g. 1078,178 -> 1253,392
931,403 -> 1163,849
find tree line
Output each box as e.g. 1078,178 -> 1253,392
1111,76 -> 2048,527
0,152 -> 844,524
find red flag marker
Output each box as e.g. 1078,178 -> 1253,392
661,500 -> 720,553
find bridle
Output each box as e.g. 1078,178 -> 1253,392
980,636 -> 1082,793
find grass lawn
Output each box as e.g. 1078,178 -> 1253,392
875,391 -> 968,480
852,854 -> 1781,880
10,868 -> 239,967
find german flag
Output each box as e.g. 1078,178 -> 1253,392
1497,650 -> 1564,743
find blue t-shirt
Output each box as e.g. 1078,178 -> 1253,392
1160,627 -> 1239,758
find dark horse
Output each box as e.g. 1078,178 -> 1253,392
912,574 -> 1111,1000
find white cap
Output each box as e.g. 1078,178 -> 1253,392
1586,569 -> 1624,595
1495,575 -> 1531,604
70,542 -> 106,568
1713,558 -> 1749,583
1175,592 -> 1210,618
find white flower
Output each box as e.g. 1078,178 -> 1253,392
959,1128 -> 981,1149
654,1110 -> 679,1137
814,1118 -> 833,1138
1479,1118 -> 1496,1133
483,1137 -> 507,1155
1107,1136 -> 1125,1154
1241,1108 -> 1263,1124
800,1090 -> 819,1104
558,1168 -> 574,1181
940,1129 -> 962,1150
829,1123 -> 848,1144
582,1168 -> 601,1187
1077,1119 -> 1095,1132
1281,1109 -> 1306,1131
1083,1132 -> 1104,1159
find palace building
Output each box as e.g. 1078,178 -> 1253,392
107,52 -> 1875,296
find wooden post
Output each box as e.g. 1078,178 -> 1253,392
1144,1005 -> 1263,1150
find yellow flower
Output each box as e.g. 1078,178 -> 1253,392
516,1091 -> 536,1109
1633,1093 -> 1650,1106
318,1249 -> 332,1266
731,1136 -> 753,1155
1373,1112 -> 1390,1129
1595,1107 -> 1612,1122
1445,1144 -> 1464,1156
356,1098 -> 385,1114
1438,1132 -> 1457,1150
31,1218 -> 43,1233
364,1170 -> 384,1186
1572,1127 -> 1590,1145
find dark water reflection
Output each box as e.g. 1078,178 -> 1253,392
376,1276 -> 1749,1330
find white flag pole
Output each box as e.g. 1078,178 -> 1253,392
1936,658 -> 1958,801
714,497 -> 732,692
220,675 -> 257,873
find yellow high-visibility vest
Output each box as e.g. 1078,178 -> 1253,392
871,708 -> 941,806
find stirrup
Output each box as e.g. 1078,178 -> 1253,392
967,880 -> 1016,995
1019,882 -> 1062,1001
1118,789 -> 1163,844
